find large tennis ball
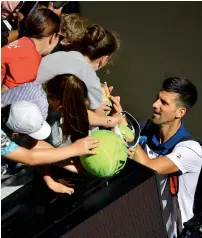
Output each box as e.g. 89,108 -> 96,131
80,130 -> 128,178
102,88 -> 112,116
118,123 -> 135,142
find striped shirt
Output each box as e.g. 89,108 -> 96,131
1,82 -> 48,119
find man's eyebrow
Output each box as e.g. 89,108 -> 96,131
159,95 -> 169,105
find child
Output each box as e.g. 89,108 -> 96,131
1,8 -> 61,92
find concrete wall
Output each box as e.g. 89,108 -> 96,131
80,1 -> 202,137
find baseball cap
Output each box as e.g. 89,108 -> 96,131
6,101 -> 51,140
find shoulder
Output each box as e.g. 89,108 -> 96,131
174,140 -> 202,155
166,140 -> 202,173
1,130 -> 19,156
3,83 -> 42,98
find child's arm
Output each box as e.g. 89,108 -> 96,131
87,109 -> 121,128
4,137 -> 99,165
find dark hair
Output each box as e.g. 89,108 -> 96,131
162,77 -> 198,109
46,74 -> 89,142
22,8 -> 61,39
69,24 -> 119,60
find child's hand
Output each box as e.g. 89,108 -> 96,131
46,178 -> 75,195
70,136 -> 100,157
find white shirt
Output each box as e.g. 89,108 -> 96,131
144,140 -> 202,238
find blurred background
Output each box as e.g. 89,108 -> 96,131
80,1 -> 202,138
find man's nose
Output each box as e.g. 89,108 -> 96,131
152,99 -> 160,108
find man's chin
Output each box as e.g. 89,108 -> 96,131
151,118 -> 161,125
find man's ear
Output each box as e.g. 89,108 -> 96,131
11,132 -> 19,139
176,107 -> 187,119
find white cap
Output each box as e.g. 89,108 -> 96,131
6,101 -> 51,140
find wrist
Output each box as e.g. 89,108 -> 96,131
105,116 -> 112,128
66,143 -> 78,158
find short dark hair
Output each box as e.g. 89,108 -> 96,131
162,77 -> 197,109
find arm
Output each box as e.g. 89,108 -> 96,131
133,144 -> 179,175
1,84 -> 35,106
87,109 -> 121,128
40,165 -> 75,194
132,141 -> 202,175
4,137 -> 99,166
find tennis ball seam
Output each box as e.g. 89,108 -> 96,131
99,146 -> 113,174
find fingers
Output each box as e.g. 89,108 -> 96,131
85,136 -> 99,142
109,95 -> 120,105
113,104 -> 122,114
109,86 -> 113,94
115,96 -> 120,103
87,140 -> 99,149
88,150 -> 97,155
102,105 -> 111,111
48,181 -> 74,195
103,83 -> 113,96
85,136 -> 99,147
48,1 -> 54,9
84,136 -> 99,154
109,96 -> 123,113
57,178 -> 75,188
61,185 -> 74,195
102,101 -> 111,106
88,142 -> 99,150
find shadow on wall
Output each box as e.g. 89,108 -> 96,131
80,1 -> 202,137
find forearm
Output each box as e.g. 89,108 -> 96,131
88,109 -> 107,127
39,165 -> 55,188
5,143 -> 77,166
133,145 -> 178,174
30,143 -> 79,165
133,144 -> 151,166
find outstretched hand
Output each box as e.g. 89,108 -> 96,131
46,178 -> 75,195
70,136 -> 100,157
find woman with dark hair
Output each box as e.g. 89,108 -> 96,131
1,8 -> 61,92
45,74 -> 120,145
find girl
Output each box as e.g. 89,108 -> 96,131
45,74 -> 121,145
1,8 -> 61,92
